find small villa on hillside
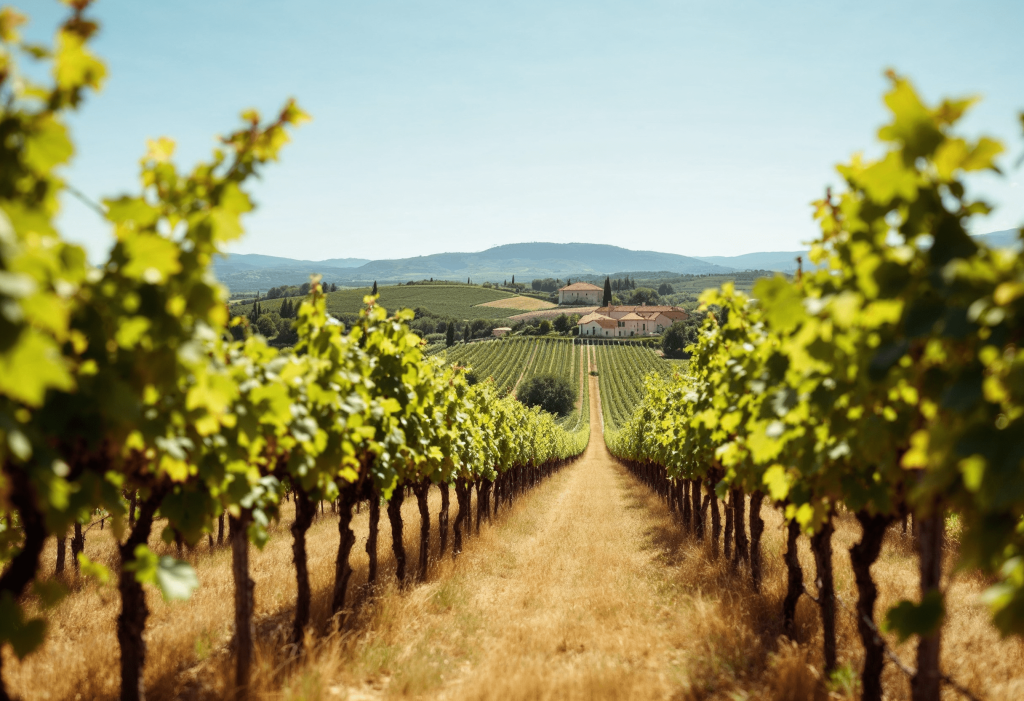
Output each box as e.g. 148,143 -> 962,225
578,305 -> 688,338
557,281 -> 603,305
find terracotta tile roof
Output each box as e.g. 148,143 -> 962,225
578,312 -> 617,328
595,305 -> 688,315
559,282 -> 603,291
619,312 -> 645,320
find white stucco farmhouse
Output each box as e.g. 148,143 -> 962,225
577,305 -> 688,338
557,281 -> 604,305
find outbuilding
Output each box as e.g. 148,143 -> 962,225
557,282 -> 604,305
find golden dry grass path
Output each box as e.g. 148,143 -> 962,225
373,375 -> 698,700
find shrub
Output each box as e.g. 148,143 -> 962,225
275,319 -> 298,346
629,287 -> 660,306
255,314 -> 278,338
516,373 -> 575,417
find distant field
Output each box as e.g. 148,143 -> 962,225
477,296 -> 557,311
509,306 -> 598,321
232,284 -> 523,321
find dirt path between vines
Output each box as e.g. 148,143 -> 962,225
317,374 -> 708,700
430,376 -> 689,699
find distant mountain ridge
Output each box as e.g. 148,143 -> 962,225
216,242 -> 732,292
216,231 -> 1021,292
691,229 -> 1020,274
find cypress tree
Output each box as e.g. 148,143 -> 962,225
463,323 -> 470,342
603,277 -> 612,306
446,323 -> 455,347
372,280 -> 378,295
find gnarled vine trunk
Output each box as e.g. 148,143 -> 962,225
912,511 -> 944,701
483,479 -> 493,522
701,493 -> 710,539
748,492 -> 764,591
366,491 -> 380,587
453,479 -> 468,555
0,466 -> 48,701
850,511 -> 892,701
290,486 -> 316,650
475,481 -> 485,535
810,515 -> 837,675
230,513 -> 254,698
413,481 -> 431,582
127,490 -> 137,528
682,480 -> 692,534
732,488 -> 748,570
117,492 -> 162,701
387,487 -> 407,584
71,521 -> 84,573
439,484 -> 450,555
723,490 -> 733,562
782,518 -> 803,639
56,532 -> 67,576
709,486 -> 721,559
331,485 -> 359,615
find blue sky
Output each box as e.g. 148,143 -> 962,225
27,0 -> 1024,263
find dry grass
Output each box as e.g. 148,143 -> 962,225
475,296 -> 556,311
6,375 -> 1024,700
4,486 -> 475,701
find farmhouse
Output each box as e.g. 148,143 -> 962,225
557,281 -> 603,305
577,305 -> 688,338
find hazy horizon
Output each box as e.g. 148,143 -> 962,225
223,228 -> 1018,265
28,0 -> 1024,264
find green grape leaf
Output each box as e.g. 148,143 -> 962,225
0,592 -> 47,659
32,579 -> 68,608
883,591 -> 945,642
0,327 -> 75,406
77,553 -> 111,585
762,464 -> 790,501
23,116 -> 73,173
120,232 -> 182,284
753,276 -> 804,333
155,557 -> 200,601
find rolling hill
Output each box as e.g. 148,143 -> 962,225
217,231 -> 1021,293
691,229 -> 1020,273
216,243 -> 731,292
